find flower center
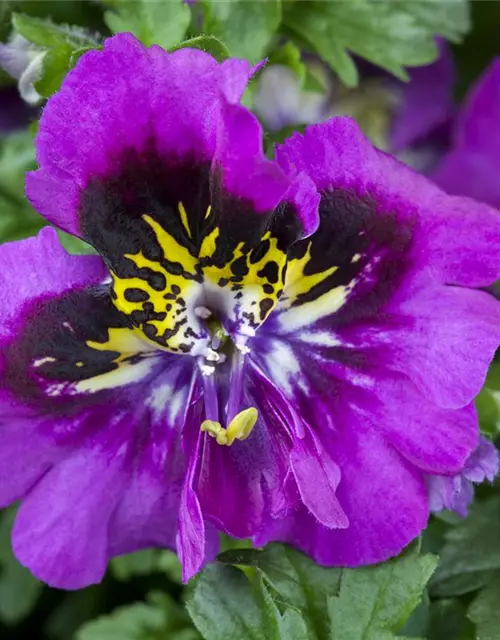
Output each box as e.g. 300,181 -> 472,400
197,313 -> 258,446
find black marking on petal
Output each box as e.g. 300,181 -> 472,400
258,261 -> 279,284
124,288 -> 149,303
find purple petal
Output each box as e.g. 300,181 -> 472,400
26,34 -> 256,235
256,423 -> 428,566
463,437 -> 499,483
427,438 -> 498,517
277,117 -> 500,288
196,365 -> 296,540
432,58 -> 500,208
390,39 -> 455,153
13,446 -> 129,589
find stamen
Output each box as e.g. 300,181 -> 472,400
201,420 -> 228,445
200,359 -> 219,421
201,408 -> 258,446
226,348 -> 246,423
225,407 -> 258,445
195,306 -> 212,319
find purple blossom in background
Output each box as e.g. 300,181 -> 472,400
432,59 -> 500,209
1,34 -> 500,590
427,437 -> 499,517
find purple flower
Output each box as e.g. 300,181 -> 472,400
432,59 -> 500,208
427,438 -> 499,517
2,33 -> 500,590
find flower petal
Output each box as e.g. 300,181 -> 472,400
13,446 -> 129,589
273,118 -> 500,411
196,364 -> 296,539
256,423 -> 428,566
277,117 -> 500,289
27,34 -> 319,356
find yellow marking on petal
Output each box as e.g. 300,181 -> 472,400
281,242 -> 338,306
110,213 -> 203,352
200,227 -> 287,327
75,327 -> 156,394
178,201 -> 192,239
205,204 -> 212,219
76,361 -> 84,367
143,214 -> 197,274
200,408 -> 258,446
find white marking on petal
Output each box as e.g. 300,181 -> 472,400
75,357 -> 156,393
33,356 -> 56,367
264,340 -> 302,395
297,331 -> 342,347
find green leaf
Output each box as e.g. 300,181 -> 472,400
218,544 -> 340,639
111,548 -> 182,583
218,543 -> 435,640
201,0 -> 282,62
431,497 -> 500,589
283,0 -> 470,87
426,599 -> 475,640
187,564 -> 281,640
327,543 -> 437,639
171,35 -> 230,62
0,130 -> 45,242
476,362 -> 500,437
76,592 -> 200,640
468,572 -> 500,640
104,0 -> 191,48
0,507 -> 42,624
12,12 -> 100,98
268,41 -> 306,84
12,12 -> 95,49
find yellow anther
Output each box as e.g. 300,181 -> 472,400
225,407 -> 258,446
200,420 -> 227,445
200,408 -> 258,446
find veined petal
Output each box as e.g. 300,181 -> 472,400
0,229 -> 214,588
272,118 -> 500,411
195,363 -> 296,540
27,34 -> 319,356
255,422 -> 428,566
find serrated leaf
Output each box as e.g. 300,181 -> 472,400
468,572 -> 500,640
11,12 -> 100,98
431,497 -> 500,587
0,507 -> 42,624
171,35 -> 230,62
283,0 -> 470,87
327,543 -> 437,639
12,12 -> 96,49
218,544 -> 341,639
76,592 -> 200,640
201,0 -> 281,62
186,564 -> 280,640
104,0 -> 191,49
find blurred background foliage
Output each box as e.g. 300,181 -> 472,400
0,1 -> 499,639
